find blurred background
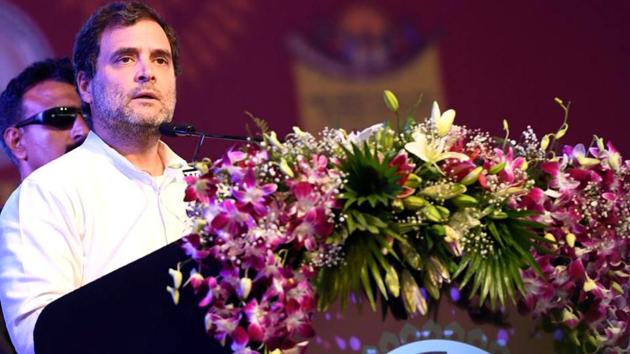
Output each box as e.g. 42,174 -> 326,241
0,0 -> 628,351
1,0 -> 630,204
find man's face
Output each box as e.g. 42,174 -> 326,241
85,20 -> 176,136
18,80 -> 89,175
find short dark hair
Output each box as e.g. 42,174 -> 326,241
0,57 -> 75,165
73,1 -> 181,80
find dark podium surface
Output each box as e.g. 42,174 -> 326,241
33,241 -> 229,354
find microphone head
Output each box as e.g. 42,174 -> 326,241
159,123 -> 197,137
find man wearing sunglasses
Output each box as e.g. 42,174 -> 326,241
0,57 -> 89,354
0,58 -> 89,181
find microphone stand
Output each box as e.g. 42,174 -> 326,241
159,123 -> 262,163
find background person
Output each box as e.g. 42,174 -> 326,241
0,58 -> 89,181
0,57 -> 89,354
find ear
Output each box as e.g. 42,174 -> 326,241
3,127 -> 26,161
76,71 -> 93,104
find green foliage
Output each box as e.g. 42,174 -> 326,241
340,143 -> 402,209
453,211 -> 547,310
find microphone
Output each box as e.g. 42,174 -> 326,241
159,123 -> 261,142
159,122 -> 261,162
159,123 -> 198,137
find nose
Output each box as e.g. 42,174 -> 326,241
135,57 -> 156,83
71,114 -> 89,142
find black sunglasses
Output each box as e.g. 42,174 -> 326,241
14,106 -> 82,129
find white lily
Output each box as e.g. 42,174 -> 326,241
405,130 -> 469,167
431,101 -> 455,137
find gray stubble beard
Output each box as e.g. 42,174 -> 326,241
91,82 -> 176,145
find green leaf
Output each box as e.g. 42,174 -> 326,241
360,266 -> 377,311
494,255 -> 506,307
469,257 -> 488,300
452,255 -> 471,279
353,211 -> 367,229
479,261 -> 493,307
346,213 -> 356,233
487,222 -> 506,248
363,213 -> 388,229
369,260 -> 388,300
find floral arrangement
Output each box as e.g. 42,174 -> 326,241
171,91 -> 629,353
518,139 -> 630,353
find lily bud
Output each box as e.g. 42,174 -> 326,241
421,183 -> 466,200
504,186 -> 526,195
279,158 -> 294,177
401,270 -> 428,315
451,194 -> 478,208
383,90 -> 399,113
268,131 -> 284,149
404,173 -> 422,189
488,211 -> 508,220
384,266 -> 400,298
436,205 -> 450,219
488,162 -> 506,175
391,198 -> 404,212
423,205 -> 443,223
576,156 -> 600,167
402,195 -> 428,210
429,224 -> 446,236
461,167 -> 483,186
540,134 -> 551,151
443,225 -> 463,256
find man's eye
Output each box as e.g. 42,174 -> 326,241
155,57 -> 169,65
116,56 -> 134,64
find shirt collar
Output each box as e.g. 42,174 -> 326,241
82,131 -> 188,184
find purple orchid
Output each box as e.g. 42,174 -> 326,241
233,169 -> 277,216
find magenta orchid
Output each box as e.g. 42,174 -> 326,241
519,143 -> 630,353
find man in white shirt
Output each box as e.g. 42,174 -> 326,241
0,3 -> 189,354
0,57 -> 90,354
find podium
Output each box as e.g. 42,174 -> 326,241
33,241 -> 230,354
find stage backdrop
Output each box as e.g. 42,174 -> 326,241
0,1 -> 629,352
2,0 -> 630,203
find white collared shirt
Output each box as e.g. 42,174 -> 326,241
0,132 -> 190,354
